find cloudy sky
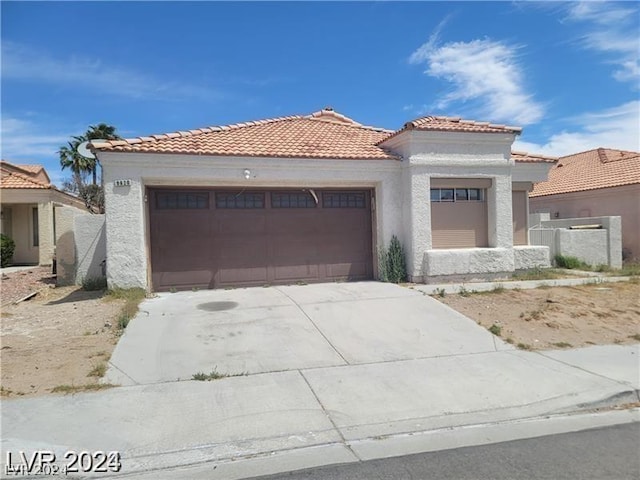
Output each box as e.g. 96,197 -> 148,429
2,1 -> 639,186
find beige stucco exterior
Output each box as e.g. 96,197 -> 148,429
530,184 -> 640,261
1,188 -> 87,266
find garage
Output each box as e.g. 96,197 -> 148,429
148,188 -> 374,290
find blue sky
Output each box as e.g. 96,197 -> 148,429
2,1 -> 639,186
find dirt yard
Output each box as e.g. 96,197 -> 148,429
1,268 -> 126,398
437,281 -> 640,350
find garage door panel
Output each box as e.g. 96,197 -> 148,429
215,214 -> 266,235
217,267 -> 268,285
273,264 -> 319,281
155,270 -> 213,289
149,188 -> 373,290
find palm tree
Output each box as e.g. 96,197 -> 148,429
59,124 -> 120,185
58,136 -> 91,178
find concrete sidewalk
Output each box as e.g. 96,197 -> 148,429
411,275 -> 632,295
2,344 -> 638,479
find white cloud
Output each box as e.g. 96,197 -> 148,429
513,100 -> 640,156
565,1 -> 640,85
409,31 -> 545,125
2,42 -> 221,101
0,116 -> 74,187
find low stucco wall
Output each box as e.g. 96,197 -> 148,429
423,247 -> 514,281
529,215 -> 622,268
75,215 -> 106,284
555,229 -> 609,267
513,245 -> 550,270
55,207 -> 106,286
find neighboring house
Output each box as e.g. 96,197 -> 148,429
92,108 -> 555,291
0,161 -> 87,266
530,148 -> 640,261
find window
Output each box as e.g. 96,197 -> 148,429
157,192 -> 209,209
431,188 -> 485,203
323,192 -> 366,208
455,189 -> 468,201
271,192 -> 315,208
440,189 -> 455,202
32,207 -> 39,247
216,192 -> 264,209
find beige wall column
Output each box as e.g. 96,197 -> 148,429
38,202 -> 55,265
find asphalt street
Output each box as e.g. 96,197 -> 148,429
251,422 -> 640,480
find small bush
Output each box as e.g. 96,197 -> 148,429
459,285 -> 470,297
434,287 -> 446,298
87,362 -> 107,378
379,235 -> 407,284
517,342 -> 532,350
0,234 -> 15,267
488,324 -> 502,336
554,254 -> 589,270
552,342 -> 573,348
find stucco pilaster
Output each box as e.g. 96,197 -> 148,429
402,165 -> 431,280
488,175 -> 514,248
38,202 -> 54,265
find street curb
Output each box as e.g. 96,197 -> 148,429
105,407 -> 640,480
97,394 -> 640,480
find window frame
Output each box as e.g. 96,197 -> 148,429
271,192 -> 316,209
156,191 -> 210,210
430,188 -> 485,203
322,191 -> 366,209
215,192 -> 265,209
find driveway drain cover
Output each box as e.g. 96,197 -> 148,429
197,301 -> 239,312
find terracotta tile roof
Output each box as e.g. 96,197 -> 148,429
92,108 -> 398,160
1,163 -> 51,189
378,115 -> 522,145
13,164 -> 45,175
530,148 -> 640,197
511,151 -> 558,164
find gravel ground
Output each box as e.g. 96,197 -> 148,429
1,266 -> 56,306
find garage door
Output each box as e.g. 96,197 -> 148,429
148,188 -> 373,290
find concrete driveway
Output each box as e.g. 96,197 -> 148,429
106,282 -> 504,385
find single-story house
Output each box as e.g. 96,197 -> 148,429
530,148 -> 640,261
92,108 -> 555,291
0,161 -> 87,266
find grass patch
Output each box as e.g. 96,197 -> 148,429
628,334 -> 640,342
512,267 -> 561,281
87,362 -> 107,378
0,386 -> 13,397
552,342 -> 573,348
192,369 -> 248,381
458,285 -> 471,297
505,337 -> 515,344
82,276 -> 107,291
433,287 -> 446,298
554,254 -> 590,270
106,288 -> 146,332
616,263 -> 640,277
50,383 -> 116,394
488,324 -> 502,336
517,342 -> 532,350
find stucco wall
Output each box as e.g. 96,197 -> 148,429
423,247 -> 514,280
7,204 -> 38,264
75,215 -> 106,284
55,207 -> 106,285
513,245 -> 550,270
555,229 -> 609,267
530,184 -> 639,261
